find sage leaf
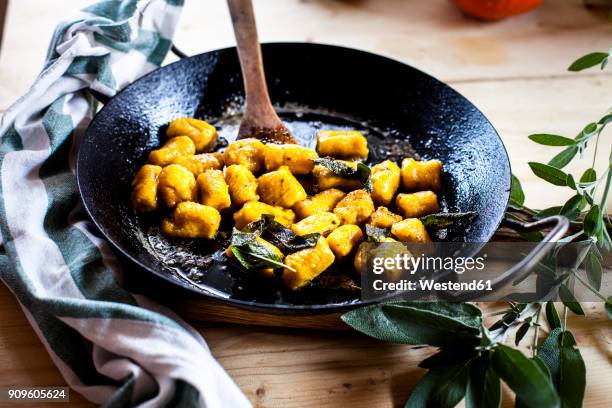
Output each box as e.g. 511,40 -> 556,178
406,357 -> 473,408
420,348 -> 476,369
244,215 -> 319,253
313,157 -> 372,191
466,354 -> 501,408
583,205 -> 602,237
579,168 -> 596,183
585,247 -> 602,290
430,359 -> 472,408
341,302 -> 482,347
559,285 -> 585,315
559,195 -> 583,217
420,212 -> 476,230
515,320 -> 531,346
529,162 -> 569,186
548,146 -> 578,169
605,297 -> 612,320
491,344 -> 559,408
516,356 -> 553,408
364,224 -> 391,242
534,206 -> 562,220
509,174 -> 525,209
538,329 -> 586,408
528,134 -> 576,146
545,301 -> 561,330
230,229 -> 292,272
568,52 -> 609,71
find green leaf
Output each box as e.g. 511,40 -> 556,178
515,320 -> 532,346
579,168 -> 597,183
559,195 -> 583,217
230,229 -> 292,272
538,329 -> 586,408
548,146 -> 578,169
566,174 -> 576,190
509,175 -> 525,209
341,302 -> 482,347
529,162 -> 569,186
528,134 -> 576,146
420,212 -> 476,230
466,354 -> 501,408
568,52 -> 609,71
545,302 -> 561,330
585,247 -> 602,290
534,206 -> 562,220
605,297 -> 612,320
516,356 -> 553,408
583,205 -> 602,237
559,285 -> 585,315
407,355 -> 473,408
492,345 -> 559,408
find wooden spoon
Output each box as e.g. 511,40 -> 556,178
227,0 -> 296,144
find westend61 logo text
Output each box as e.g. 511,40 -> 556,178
371,253 -> 487,275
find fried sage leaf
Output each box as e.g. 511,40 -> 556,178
230,229 -> 294,272
364,224 -> 391,242
420,212 -> 477,230
244,214 -> 319,254
313,157 -> 372,192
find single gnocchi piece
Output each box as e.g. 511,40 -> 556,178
333,189 -> 375,225
370,160 -> 401,205
223,138 -> 266,173
197,169 -> 231,211
226,237 -> 283,278
225,164 -> 259,206
353,239 -> 409,281
258,166 -> 307,208
264,143 -> 318,175
327,224 -> 363,260
233,201 -> 296,230
149,136 -> 196,166
291,212 -> 340,236
282,237 -> 335,290
293,188 -> 346,219
157,164 -> 197,208
368,206 -> 402,228
401,158 -> 442,192
391,218 -> 431,243
167,118 -> 218,152
395,191 -> 439,218
131,164 -> 162,212
312,162 -> 363,191
161,202 -> 221,239
171,152 -> 224,176
316,130 -> 368,159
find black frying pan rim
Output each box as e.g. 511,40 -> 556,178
77,42 -> 512,313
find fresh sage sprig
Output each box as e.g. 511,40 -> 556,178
342,302 -> 564,408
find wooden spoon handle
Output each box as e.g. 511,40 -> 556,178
227,0 -> 276,121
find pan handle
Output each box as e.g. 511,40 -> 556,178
441,215 -> 569,301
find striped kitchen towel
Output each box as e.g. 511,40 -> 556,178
0,0 -> 250,406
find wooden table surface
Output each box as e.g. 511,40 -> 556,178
0,0 -> 610,407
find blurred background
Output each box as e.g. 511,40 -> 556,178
0,0 -> 610,211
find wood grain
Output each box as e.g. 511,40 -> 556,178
0,0 -> 610,407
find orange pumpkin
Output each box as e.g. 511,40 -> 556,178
451,0 -> 544,20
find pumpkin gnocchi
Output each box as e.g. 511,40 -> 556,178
131,117 -> 453,292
